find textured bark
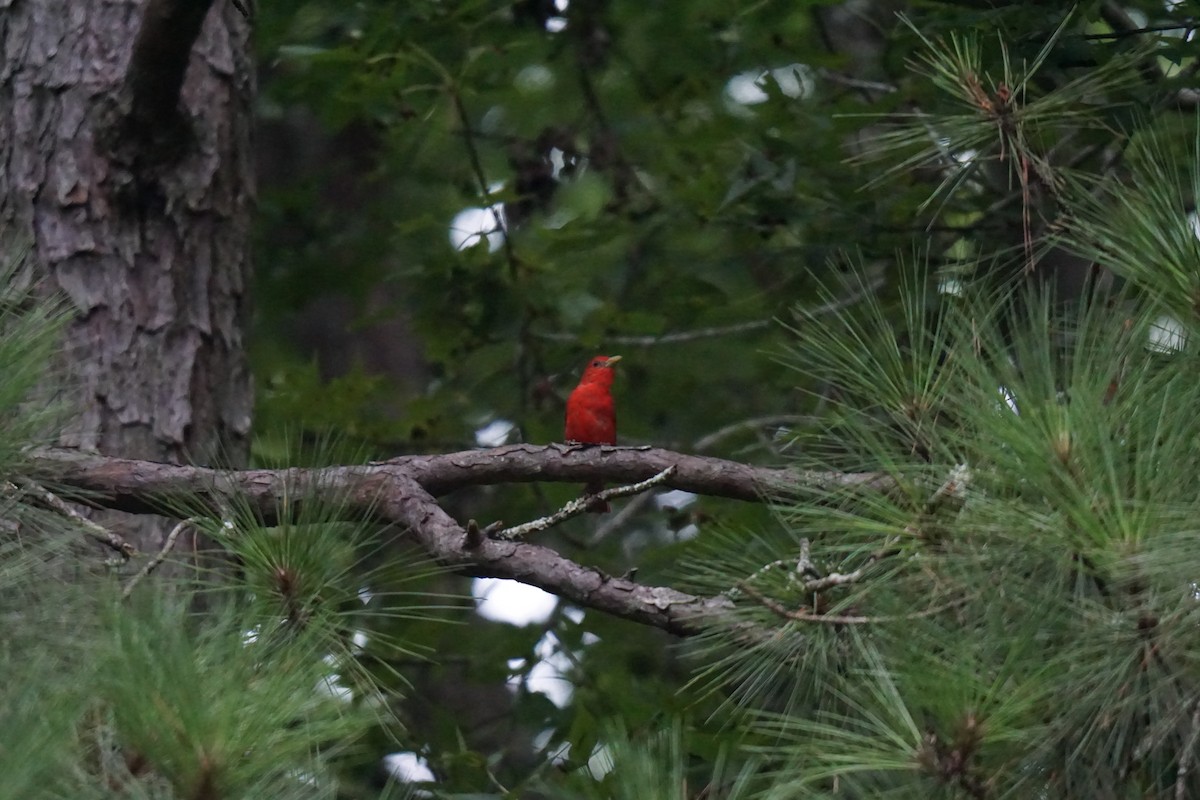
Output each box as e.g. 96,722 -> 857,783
0,0 -> 254,557
27,444 -> 886,634
0,3 -> 253,482
31,443 -> 886,513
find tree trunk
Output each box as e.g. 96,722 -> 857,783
0,0 -> 254,553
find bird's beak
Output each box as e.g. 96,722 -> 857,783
604,355 -> 622,367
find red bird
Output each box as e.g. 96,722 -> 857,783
564,355 -> 621,512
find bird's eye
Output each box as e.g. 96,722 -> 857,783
592,359 -> 602,367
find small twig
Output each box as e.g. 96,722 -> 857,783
728,539 -> 812,594
817,68 -> 898,95
450,89 -> 518,279
537,279 -> 884,349
796,537 -> 814,577
728,538 -> 869,598
725,557 -> 803,596
14,479 -> 135,559
120,517 -> 196,599
536,319 -> 772,347
1098,1 -> 1165,85
790,273 -> 888,322
694,414 -> 817,452
465,518 -> 504,549
738,582 -> 969,625
803,567 -> 867,594
466,519 -> 484,548
1176,698 -> 1200,800
494,466 -> 677,541
1082,21 -> 1197,40
927,463 -> 972,511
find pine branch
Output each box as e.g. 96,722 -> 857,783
26,445 -> 886,635
738,582 -> 972,626
29,444 -> 884,511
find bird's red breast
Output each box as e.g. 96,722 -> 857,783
565,355 -> 620,444
564,355 -> 621,513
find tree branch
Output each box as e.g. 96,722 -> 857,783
13,478 -> 135,559
29,443 -> 887,511
121,517 -> 196,598
738,583 -> 970,626
389,443 -> 887,498
1177,698 -> 1200,800
535,277 -> 884,349
24,445 -> 886,635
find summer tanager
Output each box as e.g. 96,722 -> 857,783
564,355 -> 621,512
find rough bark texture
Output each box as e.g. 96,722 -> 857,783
0,3 -> 254,525
31,443 -> 886,513
27,444 -> 885,634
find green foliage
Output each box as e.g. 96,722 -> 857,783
99,599 -> 368,799
689,254 -> 1200,794
0,245 -> 466,799
547,720 -> 760,800
10,0 -> 1200,797
0,244 -> 71,471
0,646 -> 89,798
254,0 -> 863,458
240,0 -> 1200,794
254,360 -> 414,460
1064,117 -> 1200,321
0,248 -> 445,799
188,441 -> 468,708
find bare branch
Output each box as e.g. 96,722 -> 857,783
1097,0 -> 1198,109
25,444 -> 883,635
817,68 -> 898,95
121,517 -> 197,599
450,89 -> 519,278
536,278 -> 885,349
694,415 -> 816,452
13,479 -> 135,559
367,468 -> 736,635
536,319 -> 772,347
1177,698 -> 1200,800
495,466 -> 676,540
803,567 -> 867,593
728,539 -> 816,595
738,583 -> 968,626
730,538 -> 869,594
16,444 -> 914,635
28,444 -> 886,515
